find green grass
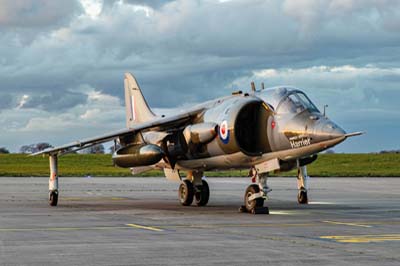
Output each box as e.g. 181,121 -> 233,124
0,153 -> 399,177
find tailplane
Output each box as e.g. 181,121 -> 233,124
124,73 -> 156,128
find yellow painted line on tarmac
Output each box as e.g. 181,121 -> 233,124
169,223 -> 317,229
323,220 -> 372,228
320,234 -> 400,243
63,197 -> 83,201
126,224 -> 164,232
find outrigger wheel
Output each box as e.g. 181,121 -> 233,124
242,184 -> 269,214
195,180 -> 210,206
297,189 -> 308,204
49,190 -> 58,206
178,179 -> 194,206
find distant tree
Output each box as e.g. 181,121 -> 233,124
380,150 -> 400,154
36,142 -> 53,151
81,144 -> 105,154
19,143 -> 53,154
325,149 -> 335,154
20,144 -> 36,154
0,147 -> 10,154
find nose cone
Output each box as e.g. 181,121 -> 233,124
322,121 -> 346,138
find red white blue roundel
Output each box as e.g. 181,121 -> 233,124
219,120 -> 230,144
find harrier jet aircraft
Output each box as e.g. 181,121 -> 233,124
34,73 -> 362,214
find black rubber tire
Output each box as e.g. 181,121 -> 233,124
195,180 -> 210,206
244,184 -> 264,212
178,180 -> 194,206
297,190 -> 308,204
49,191 -> 58,206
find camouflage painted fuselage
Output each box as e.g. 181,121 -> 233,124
142,87 -> 346,172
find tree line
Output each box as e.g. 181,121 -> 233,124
0,143 -> 111,154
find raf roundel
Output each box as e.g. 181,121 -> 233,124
219,120 -> 229,144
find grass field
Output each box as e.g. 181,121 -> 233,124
0,153 -> 399,177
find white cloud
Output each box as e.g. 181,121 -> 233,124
80,0 -> 103,19
16,95 -> 29,109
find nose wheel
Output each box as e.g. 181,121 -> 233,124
240,184 -> 269,214
245,185 -> 264,210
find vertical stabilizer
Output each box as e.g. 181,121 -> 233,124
124,73 -> 156,128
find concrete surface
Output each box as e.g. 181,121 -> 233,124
0,177 -> 399,266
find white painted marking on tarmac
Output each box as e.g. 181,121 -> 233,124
308,201 -> 335,205
269,211 -> 296,215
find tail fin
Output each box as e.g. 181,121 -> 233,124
124,73 -> 156,128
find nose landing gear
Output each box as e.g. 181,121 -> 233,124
49,155 -> 59,207
240,169 -> 270,214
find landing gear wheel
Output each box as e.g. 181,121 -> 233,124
297,190 -> 308,204
195,180 -> 210,206
178,180 -> 194,206
244,184 -> 264,212
49,190 -> 58,206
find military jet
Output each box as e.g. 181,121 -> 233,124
34,73 -> 362,214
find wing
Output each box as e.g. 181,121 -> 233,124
32,107 -> 205,156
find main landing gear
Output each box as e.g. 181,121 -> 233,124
49,155 -> 59,206
240,169 -> 270,214
178,171 -> 210,207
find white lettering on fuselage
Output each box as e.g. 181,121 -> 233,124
289,137 -> 311,149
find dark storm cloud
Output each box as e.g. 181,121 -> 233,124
21,91 -> 88,111
0,0 -> 82,29
0,0 -> 400,152
1,0 -> 400,110
0,94 -> 13,110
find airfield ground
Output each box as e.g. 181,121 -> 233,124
0,177 -> 399,265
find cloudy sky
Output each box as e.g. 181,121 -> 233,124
0,0 -> 399,153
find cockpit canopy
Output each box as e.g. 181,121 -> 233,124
257,87 -> 320,115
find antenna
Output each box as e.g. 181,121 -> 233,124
261,82 -> 265,90
251,81 -> 256,92
323,104 -> 328,117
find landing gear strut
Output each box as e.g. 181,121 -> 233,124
178,171 -> 210,207
297,164 -> 309,204
49,154 -> 59,206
